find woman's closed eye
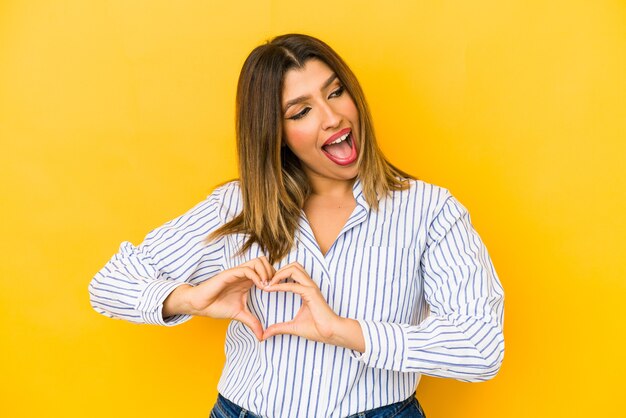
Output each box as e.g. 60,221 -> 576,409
329,85 -> 345,98
288,107 -> 311,120
287,86 -> 346,120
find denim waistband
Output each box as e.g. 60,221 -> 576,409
214,394 -> 262,418
213,392 -> 423,418
345,392 -> 420,418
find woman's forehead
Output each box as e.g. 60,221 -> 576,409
282,60 -> 337,101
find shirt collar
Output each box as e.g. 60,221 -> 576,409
352,177 -> 371,210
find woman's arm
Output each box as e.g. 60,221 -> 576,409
87,183 -> 232,326
262,192 -> 504,382
327,318 -> 365,353
346,195 -> 505,382
162,284 -> 195,318
159,257 -> 276,340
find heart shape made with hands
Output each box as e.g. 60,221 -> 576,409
205,256 -> 341,344
252,260 -> 341,343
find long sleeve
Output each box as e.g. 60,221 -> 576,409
88,185 -> 231,326
350,194 -> 505,382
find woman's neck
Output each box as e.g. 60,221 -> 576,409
307,175 -> 357,199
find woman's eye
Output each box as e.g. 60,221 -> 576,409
329,85 -> 345,98
289,107 -> 311,120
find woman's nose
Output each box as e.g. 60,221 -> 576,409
320,102 -> 342,130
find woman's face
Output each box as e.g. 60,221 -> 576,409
282,59 -> 360,186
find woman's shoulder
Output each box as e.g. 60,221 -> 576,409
384,177 -> 465,222
400,178 -> 472,223
386,177 -> 470,238
208,178 -> 241,198
205,179 -> 243,221
395,177 -> 452,207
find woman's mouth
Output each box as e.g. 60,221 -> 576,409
321,130 -> 358,166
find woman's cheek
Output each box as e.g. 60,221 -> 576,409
286,126 -> 316,152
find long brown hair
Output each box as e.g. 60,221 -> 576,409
206,33 -> 414,263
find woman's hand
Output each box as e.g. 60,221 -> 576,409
261,262 -> 343,343
165,256 -> 275,341
164,258 -> 364,350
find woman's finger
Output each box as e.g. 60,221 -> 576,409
242,258 -> 268,285
254,256 -> 275,285
279,261 -> 306,275
268,265 -> 315,288
259,256 -> 276,282
230,265 -> 263,289
262,320 -> 297,340
233,309 -> 264,341
263,282 -> 306,295
241,256 -> 275,286
267,264 -> 301,286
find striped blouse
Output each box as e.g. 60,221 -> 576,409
88,178 -> 504,418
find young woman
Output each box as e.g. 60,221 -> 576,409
89,33 -> 504,418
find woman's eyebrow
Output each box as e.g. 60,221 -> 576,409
283,73 -> 338,112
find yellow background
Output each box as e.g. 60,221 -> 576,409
1,1 -> 625,417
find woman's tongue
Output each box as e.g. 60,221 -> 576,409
322,139 -> 352,159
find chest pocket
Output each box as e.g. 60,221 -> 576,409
347,245 -> 421,323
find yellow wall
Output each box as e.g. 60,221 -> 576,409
1,1 -> 624,417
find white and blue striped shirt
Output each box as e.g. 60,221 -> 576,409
89,178 -> 504,418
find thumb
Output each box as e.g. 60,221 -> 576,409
234,310 -> 264,342
263,321 -> 296,340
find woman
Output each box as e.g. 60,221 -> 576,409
89,33 -> 504,418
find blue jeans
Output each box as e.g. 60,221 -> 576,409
210,392 -> 426,418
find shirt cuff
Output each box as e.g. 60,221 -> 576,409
348,319 -> 408,371
134,280 -> 194,326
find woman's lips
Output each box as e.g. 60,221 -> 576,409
323,127 -> 352,146
321,132 -> 358,166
